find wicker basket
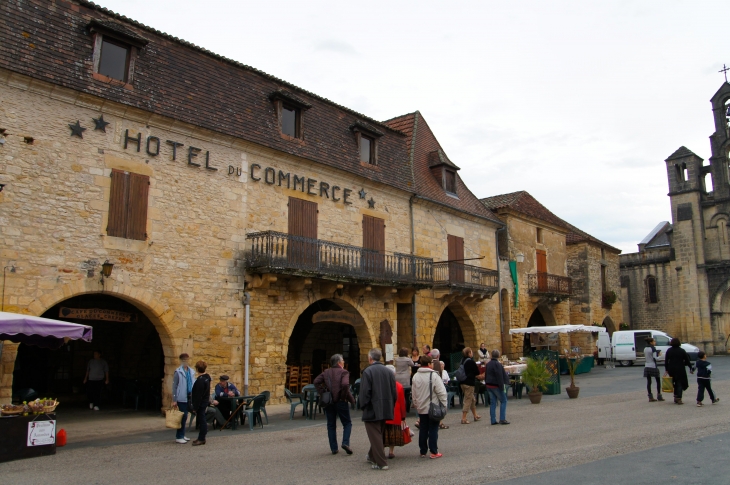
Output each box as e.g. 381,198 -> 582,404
1,408 -> 25,416
43,401 -> 59,413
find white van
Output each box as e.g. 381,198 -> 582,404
611,330 -> 700,366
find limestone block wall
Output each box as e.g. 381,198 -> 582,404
505,217 -> 569,277
0,72 -> 261,403
620,261 -> 678,335
567,243 -> 623,329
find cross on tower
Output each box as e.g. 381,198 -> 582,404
720,64 -> 730,83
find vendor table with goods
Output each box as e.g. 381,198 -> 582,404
0,400 -> 59,463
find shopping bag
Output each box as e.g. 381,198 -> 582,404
402,422 -> 412,445
165,407 -> 184,429
661,375 -> 673,394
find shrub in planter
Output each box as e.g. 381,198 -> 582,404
602,290 -> 617,309
522,357 -> 551,404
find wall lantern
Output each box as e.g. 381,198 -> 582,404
515,253 -> 525,263
100,260 -> 114,285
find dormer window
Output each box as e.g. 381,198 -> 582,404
88,20 -> 148,87
269,90 -> 312,140
428,149 -> 460,196
351,121 -> 383,166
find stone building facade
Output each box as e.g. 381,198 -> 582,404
0,0 -> 503,405
620,81 -> 730,354
481,191 -> 622,357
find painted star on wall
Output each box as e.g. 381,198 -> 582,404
68,121 -> 86,138
359,188 -> 367,199
92,114 -> 110,132
367,197 -> 375,209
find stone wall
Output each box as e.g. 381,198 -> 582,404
567,243 -> 623,330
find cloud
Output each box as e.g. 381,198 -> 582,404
314,40 -> 359,56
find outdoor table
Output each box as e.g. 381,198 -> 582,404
0,413 -> 57,463
508,373 -> 525,399
217,395 -> 256,430
301,385 -> 319,420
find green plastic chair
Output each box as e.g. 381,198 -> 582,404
241,394 -> 265,430
285,388 -> 304,420
260,390 -> 270,424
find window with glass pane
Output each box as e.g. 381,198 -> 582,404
99,38 -> 130,82
654,335 -> 670,346
281,105 -> 298,137
360,135 -> 373,164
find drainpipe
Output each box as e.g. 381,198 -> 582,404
409,194 -> 418,350
243,291 -> 251,396
496,226 -> 506,350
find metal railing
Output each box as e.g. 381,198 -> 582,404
433,261 -> 499,293
527,273 -> 572,296
246,231 -> 433,286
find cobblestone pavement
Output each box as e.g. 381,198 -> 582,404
1,358 -> 728,484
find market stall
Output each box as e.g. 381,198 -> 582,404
509,325 -> 606,393
0,311 -> 92,462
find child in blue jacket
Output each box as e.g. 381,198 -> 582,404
696,351 -> 719,406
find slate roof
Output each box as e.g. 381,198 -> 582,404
666,146 -> 701,162
384,112 -> 502,224
0,0 -> 414,193
480,191 -> 620,252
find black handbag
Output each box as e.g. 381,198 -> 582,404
428,372 -> 447,421
319,370 -> 333,408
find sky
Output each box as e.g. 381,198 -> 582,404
95,0 -> 730,253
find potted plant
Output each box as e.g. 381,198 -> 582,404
602,290 -> 617,309
565,354 -> 583,399
522,357 -> 551,404
619,322 -> 629,330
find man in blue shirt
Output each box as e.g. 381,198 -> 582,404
214,375 -> 240,421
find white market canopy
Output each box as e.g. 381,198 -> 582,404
509,324 -> 607,335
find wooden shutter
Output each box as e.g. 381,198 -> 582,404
288,197 -> 318,268
363,215 -> 385,275
126,172 -> 149,240
107,169 -> 129,238
447,234 -> 465,283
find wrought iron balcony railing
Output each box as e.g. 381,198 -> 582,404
433,262 -> 499,295
527,273 -> 572,297
245,231 -> 433,286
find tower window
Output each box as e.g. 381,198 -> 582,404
645,275 -> 658,304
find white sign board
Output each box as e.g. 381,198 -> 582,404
27,420 -> 56,446
385,344 -> 394,362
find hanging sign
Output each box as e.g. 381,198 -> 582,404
59,307 -> 138,322
27,420 -> 56,446
312,311 -> 359,326
530,333 -> 559,347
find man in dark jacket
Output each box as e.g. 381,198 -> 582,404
359,348 -> 397,470
190,360 -> 212,446
314,354 -> 355,455
485,350 -> 510,425
665,338 -> 694,405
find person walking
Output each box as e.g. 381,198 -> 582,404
664,338 -> 694,405
430,349 -> 449,430
459,347 -> 482,424
411,355 -> 447,459
384,365 -> 407,459
83,350 -> 109,411
695,351 -> 719,406
314,354 -> 355,455
643,337 -> 664,402
171,353 -> 195,443
359,348 -> 397,470
190,360 -> 211,446
394,348 -> 416,413
485,350 -> 510,425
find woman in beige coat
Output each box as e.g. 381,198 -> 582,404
411,355 -> 448,459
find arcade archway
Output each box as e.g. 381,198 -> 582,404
12,294 -> 165,410
285,298 -> 375,390
523,305 -> 556,356
432,302 -> 477,371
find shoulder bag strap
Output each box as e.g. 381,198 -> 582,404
428,371 -> 433,403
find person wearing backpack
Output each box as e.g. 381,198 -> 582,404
456,347 -> 482,424
411,355 -> 447,459
314,354 -> 355,455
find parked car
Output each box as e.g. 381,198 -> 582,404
611,330 -> 700,366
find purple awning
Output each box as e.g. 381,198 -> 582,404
0,311 -> 93,349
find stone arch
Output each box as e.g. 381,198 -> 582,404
710,279 -> 730,353
602,316 -> 616,335
428,301 -> 479,369
2,279 -> 179,406
528,303 -> 557,327
280,292 -> 378,388
709,212 -> 729,228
